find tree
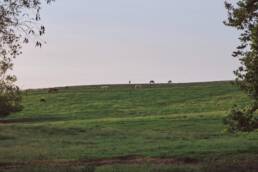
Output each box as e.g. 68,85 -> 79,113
149,80 -> 155,84
224,0 -> 258,132
0,0 -> 54,117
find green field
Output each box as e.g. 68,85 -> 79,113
1,81 -> 258,172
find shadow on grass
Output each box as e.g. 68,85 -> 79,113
0,116 -> 73,124
3,158 -> 258,172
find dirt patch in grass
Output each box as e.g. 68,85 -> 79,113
0,156 -> 199,170
0,117 -> 65,124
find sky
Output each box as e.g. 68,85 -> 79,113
14,0 -> 240,89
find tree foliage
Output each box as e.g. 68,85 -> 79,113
0,0 -> 54,117
224,105 -> 258,132
224,0 -> 258,131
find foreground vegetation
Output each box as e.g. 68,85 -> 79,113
1,81 -> 258,171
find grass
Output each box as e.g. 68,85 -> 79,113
1,81 -> 258,171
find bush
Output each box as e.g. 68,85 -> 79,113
224,106 -> 258,132
0,76 -> 23,117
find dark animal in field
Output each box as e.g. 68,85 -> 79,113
168,80 -> 173,84
48,88 -> 59,93
40,98 -> 46,103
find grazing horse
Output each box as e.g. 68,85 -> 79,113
48,88 -> 59,93
40,98 -> 46,103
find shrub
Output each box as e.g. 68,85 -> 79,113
224,106 -> 258,132
0,76 -> 23,117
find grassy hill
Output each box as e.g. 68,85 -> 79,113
1,81 -> 258,172
12,81 -> 249,119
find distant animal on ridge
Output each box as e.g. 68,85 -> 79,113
48,88 -> 59,93
134,85 -> 142,89
149,80 -> 155,84
101,86 -> 109,90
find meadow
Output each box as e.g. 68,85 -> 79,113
1,81 -> 258,172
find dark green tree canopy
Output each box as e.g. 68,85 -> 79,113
224,0 -> 258,102
0,0 -> 54,60
0,0 -> 54,116
224,0 -> 258,132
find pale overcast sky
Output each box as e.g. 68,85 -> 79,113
15,0 -> 239,89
